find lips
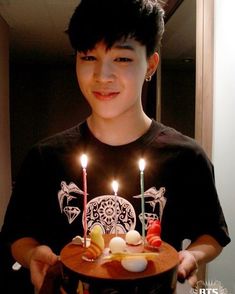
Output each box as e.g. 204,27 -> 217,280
92,90 -> 119,100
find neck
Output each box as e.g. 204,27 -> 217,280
87,112 -> 152,146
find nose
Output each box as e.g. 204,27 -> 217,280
94,60 -> 114,82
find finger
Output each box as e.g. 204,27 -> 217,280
29,246 -> 58,289
177,267 -> 187,283
177,250 -> 198,284
187,272 -> 198,287
45,251 -> 58,266
34,245 -> 58,266
31,262 -> 49,290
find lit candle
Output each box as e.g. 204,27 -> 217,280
80,154 -> 88,247
139,158 -> 146,240
112,180 -> 119,236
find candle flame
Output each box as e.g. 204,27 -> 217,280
138,158 -> 145,172
112,180 -> 119,194
80,154 -> 88,168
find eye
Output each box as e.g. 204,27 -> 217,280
80,55 -> 96,61
115,57 -> 132,63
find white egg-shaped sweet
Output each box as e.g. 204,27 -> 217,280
109,236 -> 126,253
125,230 -> 142,245
121,256 -> 148,272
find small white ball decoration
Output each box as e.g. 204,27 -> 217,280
121,256 -> 148,272
109,236 -> 126,253
125,230 -> 142,245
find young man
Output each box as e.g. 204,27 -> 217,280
1,0 -> 230,293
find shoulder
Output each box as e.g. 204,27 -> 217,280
36,121 -> 86,151
152,120 -> 210,163
23,121 -> 88,162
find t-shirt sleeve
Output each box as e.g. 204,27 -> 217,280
1,145 -> 47,244
183,149 -> 230,247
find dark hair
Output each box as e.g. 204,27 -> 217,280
67,0 -> 165,57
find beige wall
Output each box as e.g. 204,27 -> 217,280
0,15 -> 11,229
209,1 -> 235,293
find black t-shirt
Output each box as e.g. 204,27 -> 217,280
1,120 -> 230,254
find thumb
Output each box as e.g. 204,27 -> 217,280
30,245 -> 58,290
33,245 -> 58,265
187,273 -> 198,287
177,250 -> 198,284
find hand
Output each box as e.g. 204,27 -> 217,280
28,245 -> 58,290
177,250 -> 198,287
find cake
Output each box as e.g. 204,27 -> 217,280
60,222 -> 179,293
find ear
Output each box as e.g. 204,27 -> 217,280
146,52 -> 159,78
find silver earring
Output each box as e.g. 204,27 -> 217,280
145,75 -> 152,82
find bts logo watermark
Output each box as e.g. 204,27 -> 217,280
198,290 -> 218,294
190,280 -> 229,294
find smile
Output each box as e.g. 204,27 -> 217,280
93,91 -> 119,101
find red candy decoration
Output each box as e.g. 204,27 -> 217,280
147,220 -> 161,235
146,219 -> 162,248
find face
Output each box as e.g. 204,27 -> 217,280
76,38 -> 158,120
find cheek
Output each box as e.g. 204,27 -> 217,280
76,68 -> 91,91
76,67 -> 86,81
75,72 -> 89,99
76,62 -> 92,80
127,65 -> 146,85
127,74 -> 145,93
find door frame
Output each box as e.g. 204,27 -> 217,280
195,0 -> 214,159
161,0 -> 214,158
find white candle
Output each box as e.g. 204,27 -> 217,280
112,180 -> 119,236
138,159 -> 146,240
80,154 -> 88,247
